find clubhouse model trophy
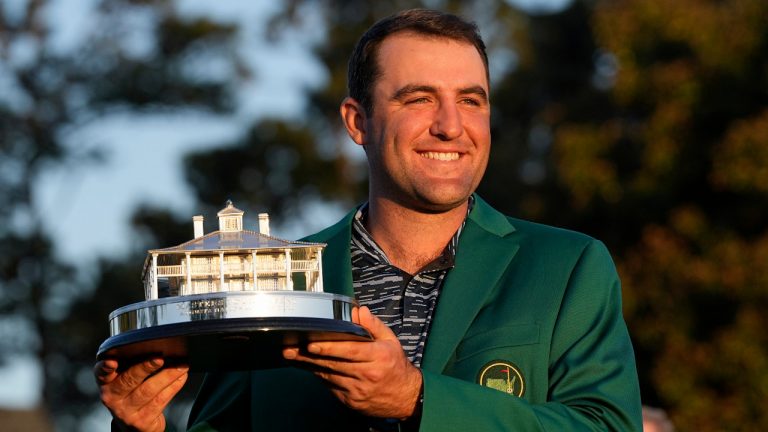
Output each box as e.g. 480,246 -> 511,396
97,201 -> 370,371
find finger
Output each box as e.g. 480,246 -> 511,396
304,339 -> 376,362
144,416 -> 166,432
358,306 -> 398,341
137,368 -> 189,414
110,358 -> 165,397
314,369 -> 358,392
127,366 -> 189,406
94,359 -> 119,385
284,350 -> 359,377
283,346 -> 299,360
123,407 -> 167,432
110,366 -> 188,428
300,308 -> 395,359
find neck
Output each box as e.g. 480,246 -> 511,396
365,197 -> 469,275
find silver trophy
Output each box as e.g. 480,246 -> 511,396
97,201 -> 370,371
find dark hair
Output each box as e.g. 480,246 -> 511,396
348,9 -> 489,116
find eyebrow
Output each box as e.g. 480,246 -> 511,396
391,84 -> 436,101
391,84 -> 489,103
458,85 -> 489,102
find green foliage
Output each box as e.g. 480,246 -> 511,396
554,1 -> 768,430
0,0 -> 240,426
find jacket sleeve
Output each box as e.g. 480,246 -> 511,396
418,240 -> 642,431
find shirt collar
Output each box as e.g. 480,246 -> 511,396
351,196 -> 474,272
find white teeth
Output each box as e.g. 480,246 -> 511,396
420,151 -> 460,161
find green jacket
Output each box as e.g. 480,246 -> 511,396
187,195 -> 642,431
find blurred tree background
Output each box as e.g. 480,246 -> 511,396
1,0 -> 766,430
0,0 -> 241,428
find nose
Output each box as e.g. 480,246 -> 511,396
429,101 -> 462,141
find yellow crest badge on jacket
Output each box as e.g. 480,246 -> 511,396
478,361 -> 525,397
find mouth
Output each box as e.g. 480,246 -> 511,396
418,151 -> 460,161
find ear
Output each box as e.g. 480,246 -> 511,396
340,97 -> 367,146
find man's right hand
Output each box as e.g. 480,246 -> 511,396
94,358 -> 189,432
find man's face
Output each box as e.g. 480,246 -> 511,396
357,32 -> 491,213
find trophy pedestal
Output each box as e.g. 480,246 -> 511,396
97,291 -> 370,371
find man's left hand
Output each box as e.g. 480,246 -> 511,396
283,306 -> 422,419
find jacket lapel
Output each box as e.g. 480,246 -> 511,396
422,196 -> 520,373
304,197 -> 519,373
303,210 -> 355,297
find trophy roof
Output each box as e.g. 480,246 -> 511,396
148,229 -> 324,254
216,200 -> 244,216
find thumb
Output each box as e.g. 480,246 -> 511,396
358,306 -> 397,341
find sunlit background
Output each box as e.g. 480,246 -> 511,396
2,0 -> 767,430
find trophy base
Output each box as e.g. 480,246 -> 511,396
97,291 -> 371,371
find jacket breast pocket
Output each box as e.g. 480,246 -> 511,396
448,323 -> 542,401
455,323 -> 541,362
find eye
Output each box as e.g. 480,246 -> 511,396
460,97 -> 481,106
406,96 -> 431,104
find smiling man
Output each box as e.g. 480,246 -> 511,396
96,9 -> 642,431
339,31 -> 491,276
350,32 -> 491,214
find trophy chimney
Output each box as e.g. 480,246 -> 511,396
193,215 -> 204,238
258,213 -> 270,236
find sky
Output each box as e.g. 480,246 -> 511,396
1,0 -> 572,418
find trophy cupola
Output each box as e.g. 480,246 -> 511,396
217,200 -> 244,232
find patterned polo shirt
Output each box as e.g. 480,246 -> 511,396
350,198 -> 473,367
